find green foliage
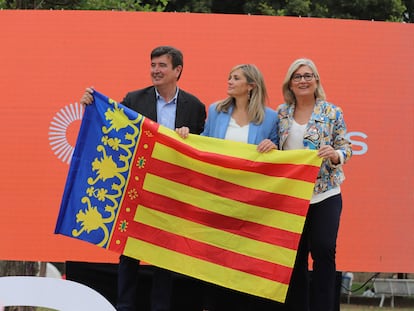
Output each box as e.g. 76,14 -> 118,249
0,0 -> 168,11
244,1 -> 278,15
165,0 -> 212,13
285,0 -> 312,16
312,2 -> 329,17
0,0 -> 410,22
0,0 -> 83,9
77,0 -> 168,12
326,0 -> 407,21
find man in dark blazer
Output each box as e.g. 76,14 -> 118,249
81,46 -> 206,311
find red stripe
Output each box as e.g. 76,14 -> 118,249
147,157 -> 310,216
139,190 -> 301,250
127,221 -> 293,284
155,133 -> 320,183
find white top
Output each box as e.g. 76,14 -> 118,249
224,117 -> 249,143
284,119 -> 340,204
284,120 -> 306,149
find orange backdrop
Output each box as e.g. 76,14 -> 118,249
0,10 -> 413,273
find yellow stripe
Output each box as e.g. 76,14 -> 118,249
124,238 -> 289,303
143,174 -> 305,233
152,143 -> 315,200
135,206 -> 297,268
157,126 -> 322,166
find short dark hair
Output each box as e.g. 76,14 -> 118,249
151,46 -> 183,69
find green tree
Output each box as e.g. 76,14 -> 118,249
165,0 -> 211,13
325,0 -> 406,21
0,0 -> 81,9
285,0 -> 312,16
243,1 -> 280,15
0,0 -> 410,22
0,0 -> 168,11
78,0 -> 168,11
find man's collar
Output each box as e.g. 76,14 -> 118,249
155,87 -> 179,103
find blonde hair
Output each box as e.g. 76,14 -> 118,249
282,58 -> 326,105
216,64 -> 268,124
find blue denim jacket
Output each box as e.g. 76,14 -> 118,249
276,100 -> 352,194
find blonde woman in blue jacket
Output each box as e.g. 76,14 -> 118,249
203,64 -> 277,310
177,64 -> 278,310
177,64 -> 277,151
276,58 -> 352,311
200,64 -> 278,151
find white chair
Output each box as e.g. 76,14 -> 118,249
0,276 -> 116,311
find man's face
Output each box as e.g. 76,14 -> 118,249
150,54 -> 182,87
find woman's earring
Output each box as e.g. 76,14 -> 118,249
247,90 -> 251,100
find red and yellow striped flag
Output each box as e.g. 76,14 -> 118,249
55,91 -> 322,302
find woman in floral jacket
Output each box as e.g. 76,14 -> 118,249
276,58 -> 352,311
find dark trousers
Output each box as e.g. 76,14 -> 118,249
285,194 -> 342,311
116,255 -> 173,311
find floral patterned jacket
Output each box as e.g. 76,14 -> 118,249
276,100 -> 352,194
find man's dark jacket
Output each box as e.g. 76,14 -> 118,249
121,86 -> 206,134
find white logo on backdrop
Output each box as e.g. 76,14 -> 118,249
48,103 -> 84,164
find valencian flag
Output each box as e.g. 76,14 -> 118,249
55,91 -> 322,303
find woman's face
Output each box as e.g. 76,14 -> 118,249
289,65 -> 317,99
227,69 -> 252,99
